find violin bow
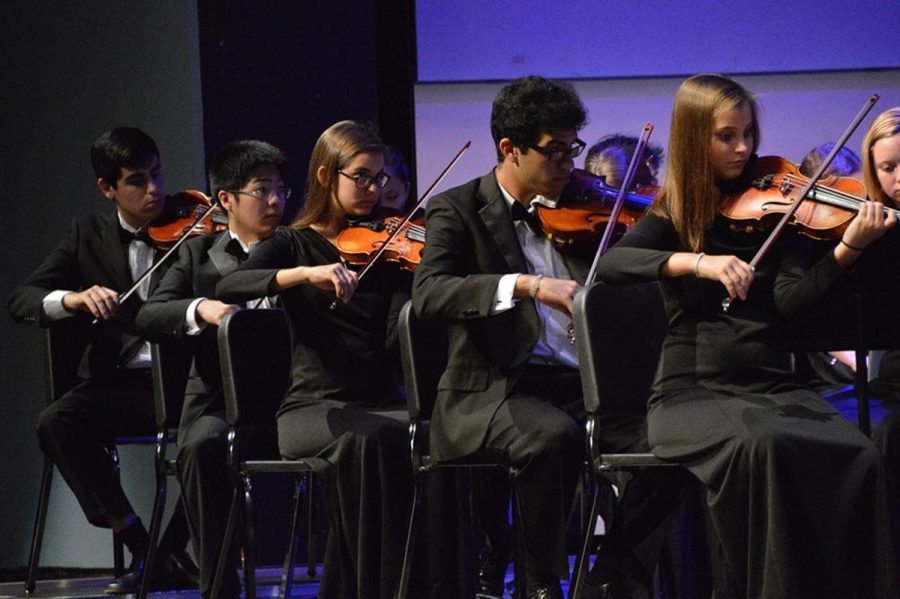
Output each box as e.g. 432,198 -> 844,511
567,123 -> 654,344
721,94 -> 880,312
329,141 -> 471,310
585,122 -> 654,286
92,196 -> 221,324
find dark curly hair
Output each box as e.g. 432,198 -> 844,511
490,75 -> 587,162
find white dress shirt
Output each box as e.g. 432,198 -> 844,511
491,183 -> 578,368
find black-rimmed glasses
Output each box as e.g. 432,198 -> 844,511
225,187 -> 292,201
338,170 -> 391,189
527,138 -> 587,163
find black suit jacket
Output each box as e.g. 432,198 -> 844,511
136,231 -> 246,439
412,171 -> 587,461
8,212 -> 166,378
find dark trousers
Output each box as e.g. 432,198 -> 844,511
36,369 -> 155,525
476,369 -> 687,585
177,411 -> 239,599
35,368 -> 189,553
277,400 -> 412,599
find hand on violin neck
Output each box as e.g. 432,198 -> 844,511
515,274 -> 579,317
197,299 -> 241,327
836,200 -> 897,267
63,285 -> 120,320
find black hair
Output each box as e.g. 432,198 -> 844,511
90,127 -> 160,187
208,140 -> 288,198
490,75 -> 587,162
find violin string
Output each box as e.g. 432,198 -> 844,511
783,174 -> 900,217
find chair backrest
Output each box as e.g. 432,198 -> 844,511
150,340 -> 193,429
45,317 -> 91,402
398,300 -> 448,424
218,309 -> 292,428
573,282 -> 668,414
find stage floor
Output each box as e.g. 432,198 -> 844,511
0,567 -> 319,598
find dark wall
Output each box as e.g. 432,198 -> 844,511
198,0 -> 416,219
0,2 -> 205,568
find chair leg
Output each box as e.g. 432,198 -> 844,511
510,470 -> 527,599
25,456 -> 54,595
109,445 -> 126,577
306,472 -> 318,579
241,474 -> 258,599
137,472 -> 168,599
395,475 -> 423,599
570,474 -> 601,599
280,474 -> 303,598
212,486 -> 241,599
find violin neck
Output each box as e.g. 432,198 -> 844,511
807,184 -> 900,217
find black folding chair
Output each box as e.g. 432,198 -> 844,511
569,282 -> 678,599
25,318 -> 188,596
212,309 -> 328,599
396,300 -> 528,599
137,339 -> 192,599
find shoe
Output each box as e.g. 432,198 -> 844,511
105,559 -> 143,595
582,560 -> 651,599
476,539 -> 512,598
526,579 -> 563,599
164,548 -> 200,587
104,552 -> 197,595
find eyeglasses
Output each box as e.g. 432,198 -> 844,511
338,170 -> 391,189
527,138 -> 587,163
226,186 -> 292,201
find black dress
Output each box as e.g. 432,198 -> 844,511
216,226 -> 412,599
596,213 -> 895,599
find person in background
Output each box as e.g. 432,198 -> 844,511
376,147 -> 414,216
584,133 -> 664,188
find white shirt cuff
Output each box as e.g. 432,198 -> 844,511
491,274 -> 520,314
186,297 -> 208,335
42,290 -> 76,321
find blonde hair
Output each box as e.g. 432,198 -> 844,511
291,120 -> 385,229
651,74 -> 760,251
861,107 -> 900,205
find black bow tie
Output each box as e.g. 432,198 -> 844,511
510,201 -> 543,236
118,225 -> 151,245
225,238 -> 249,261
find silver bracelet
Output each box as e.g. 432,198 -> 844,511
694,252 -> 705,277
529,274 -> 544,299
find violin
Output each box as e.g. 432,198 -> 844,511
328,141 -> 471,309
720,93 -> 880,311
534,168 -> 657,249
148,190 -> 228,249
335,216 -> 425,272
91,190 -> 224,323
719,155 -> 900,241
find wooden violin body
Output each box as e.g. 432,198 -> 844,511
148,190 -> 228,249
535,169 -> 656,249
719,156 -> 875,241
335,216 -> 425,272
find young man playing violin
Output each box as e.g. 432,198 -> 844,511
412,76 -> 687,599
8,127 -> 196,594
136,139 -> 288,599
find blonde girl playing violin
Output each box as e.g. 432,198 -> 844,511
596,74 -> 896,598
